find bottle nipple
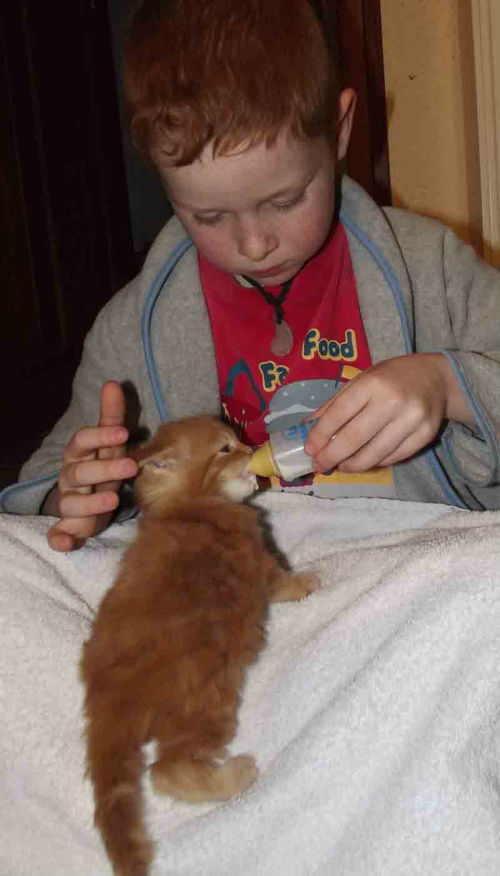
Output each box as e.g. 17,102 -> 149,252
249,441 -> 279,478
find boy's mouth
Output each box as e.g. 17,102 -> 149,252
249,263 -> 286,279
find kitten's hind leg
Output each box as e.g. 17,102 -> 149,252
268,568 -> 319,603
150,755 -> 257,803
263,551 -> 319,602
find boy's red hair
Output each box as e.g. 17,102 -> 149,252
124,0 -> 340,165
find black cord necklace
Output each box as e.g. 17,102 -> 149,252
242,275 -> 294,356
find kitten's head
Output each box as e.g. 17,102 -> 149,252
131,416 -> 257,512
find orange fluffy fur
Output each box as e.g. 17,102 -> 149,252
81,415 -> 316,876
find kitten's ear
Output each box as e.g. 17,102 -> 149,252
130,445 -> 179,473
143,456 -> 178,474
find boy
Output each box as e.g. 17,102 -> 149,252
2,0 -> 499,550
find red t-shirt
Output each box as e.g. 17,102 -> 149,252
200,221 -> 372,444
199,221 -> 395,497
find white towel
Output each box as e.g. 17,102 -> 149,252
1,496 -> 499,876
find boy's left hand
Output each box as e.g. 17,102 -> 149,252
304,353 -> 472,473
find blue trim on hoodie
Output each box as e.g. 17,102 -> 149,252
0,470 -> 59,513
340,212 -> 469,509
438,350 -> 499,486
340,213 -> 414,351
140,237 -> 194,422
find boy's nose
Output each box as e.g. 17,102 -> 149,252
237,221 -> 279,263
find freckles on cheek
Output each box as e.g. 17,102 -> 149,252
195,236 -> 225,263
179,216 -> 211,252
316,200 -> 336,243
188,230 -> 230,270
295,209 -> 332,252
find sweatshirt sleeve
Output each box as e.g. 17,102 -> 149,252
0,277 -> 144,515
437,228 -> 500,500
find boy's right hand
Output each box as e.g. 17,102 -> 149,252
46,381 -> 138,552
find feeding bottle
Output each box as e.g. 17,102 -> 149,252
249,420 -> 317,481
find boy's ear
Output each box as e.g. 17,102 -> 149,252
337,88 -> 357,161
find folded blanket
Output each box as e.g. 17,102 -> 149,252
1,496 -> 499,876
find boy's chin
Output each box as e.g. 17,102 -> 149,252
241,263 -> 302,287
259,271 -> 296,287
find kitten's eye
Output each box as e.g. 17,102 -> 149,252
219,443 -> 232,454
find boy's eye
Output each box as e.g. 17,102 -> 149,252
274,191 -> 306,212
194,212 -> 224,226
219,443 -> 232,454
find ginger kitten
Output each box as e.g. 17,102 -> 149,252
80,415 -> 316,876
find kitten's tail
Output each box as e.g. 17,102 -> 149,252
85,713 -> 153,876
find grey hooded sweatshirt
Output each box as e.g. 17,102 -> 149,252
2,176 -> 499,514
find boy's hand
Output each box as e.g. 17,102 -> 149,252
46,381 -> 138,552
304,353 -> 472,474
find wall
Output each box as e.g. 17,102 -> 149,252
379,0 -> 486,255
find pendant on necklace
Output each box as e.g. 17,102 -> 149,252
271,317 -> 294,357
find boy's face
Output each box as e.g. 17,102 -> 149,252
156,130 -> 338,287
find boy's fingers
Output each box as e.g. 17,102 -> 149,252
61,457 -> 138,490
47,517 -> 96,552
371,421 -> 439,469
306,399 -> 367,457
333,421 -> 405,472
311,403 -> 391,472
59,490 -> 119,519
47,529 -> 77,552
47,529 -> 87,553
304,382 -> 366,456
66,426 -> 129,461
